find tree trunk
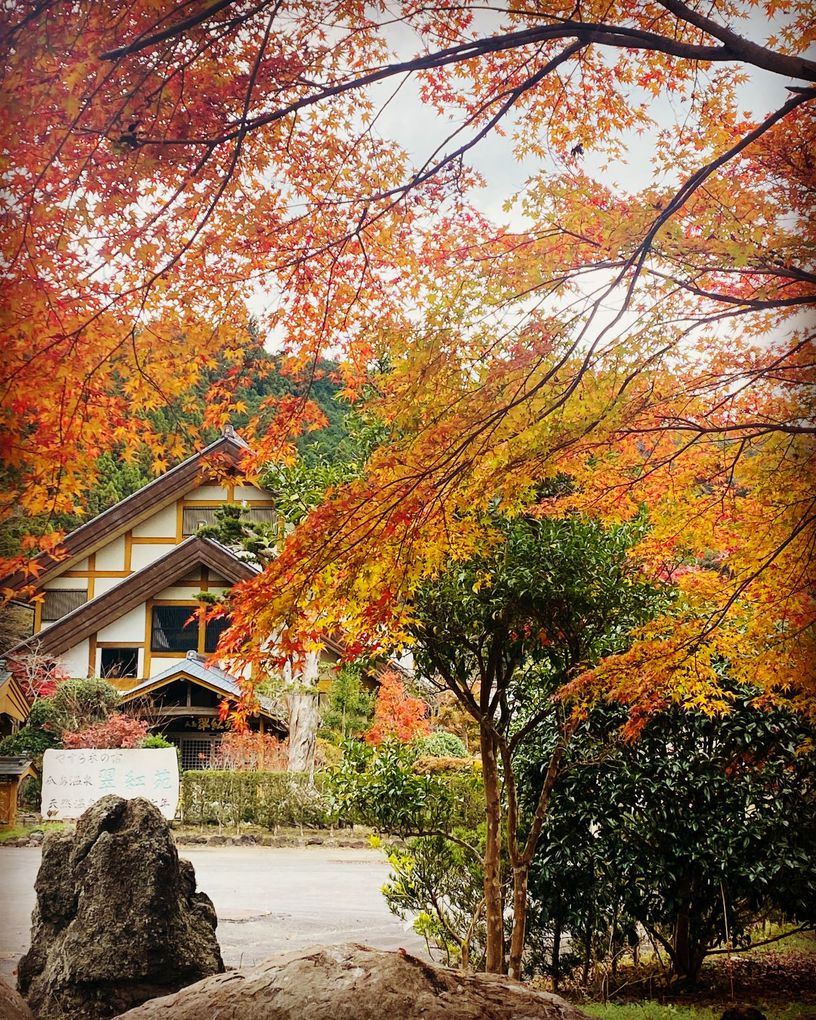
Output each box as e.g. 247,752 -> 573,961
582,913 -> 593,985
508,865 -> 529,979
673,889 -> 692,981
552,916 -> 562,991
286,650 -> 320,777
480,726 -> 505,974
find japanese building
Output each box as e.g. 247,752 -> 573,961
3,426 -> 341,768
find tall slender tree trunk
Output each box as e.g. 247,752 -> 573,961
582,908 -> 593,985
480,726 -> 505,973
287,650 -> 320,777
673,882 -> 693,981
508,865 -> 530,979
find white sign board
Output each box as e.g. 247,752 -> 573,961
42,748 -> 180,820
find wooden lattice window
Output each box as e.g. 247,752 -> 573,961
42,589 -> 86,622
151,605 -> 198,653
182,505 -> 277,536
179,737 -> 216,771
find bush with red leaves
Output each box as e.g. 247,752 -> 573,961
62,714 -> 149,748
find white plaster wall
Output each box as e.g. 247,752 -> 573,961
42,577 -> 88,592
95,535 -> 126,571
154,586 -> 201,601
97,605 -> 145,644
187,484 -> 227,500
60,640 -> 90,678
148,656 -> 187,677
233,485 -> 272,502
132,503 -> 177,539
73,558 -> 89,571
93,576 -> 124,597
130,544 -> 172,571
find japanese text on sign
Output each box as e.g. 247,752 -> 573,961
41,748 -> 180,820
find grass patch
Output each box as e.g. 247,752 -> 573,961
737,926 -> 816,956
582,1004 -> 811,1020
0,821 -> 66,843
583,1007 -> 721,1020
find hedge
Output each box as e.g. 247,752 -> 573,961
180,770 -> 333,830
180,764 -> 484,833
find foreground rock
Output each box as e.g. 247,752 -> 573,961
18,796 -> 223,1019
118,943 -> 590,1019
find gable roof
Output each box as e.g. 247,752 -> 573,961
0,667 -> 31,724
120,650 -> 282,724
7,536 -> 258,659
3,427 -> 257,592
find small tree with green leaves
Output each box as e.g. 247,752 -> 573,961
409,512 -> 668,977
319,664 -> 374,744
28,676 -> 120,738
523,689 -> 816,987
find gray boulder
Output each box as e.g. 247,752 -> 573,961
117,943 -> 591,1019
17,796 -> 223,1019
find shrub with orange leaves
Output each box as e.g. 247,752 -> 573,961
365,671 -> 430,745
213,730 -> 289,771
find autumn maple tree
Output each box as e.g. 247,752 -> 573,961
1,2 -> 814,972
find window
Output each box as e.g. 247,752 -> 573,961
182,505 -> 276,536
100,647 -> 139,678
204,615 -> 230,653
150,604 -> 232,654
42,589 -> 86,622
151,605 -> 198,653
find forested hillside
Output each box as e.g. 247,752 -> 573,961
9,348 -> 348,545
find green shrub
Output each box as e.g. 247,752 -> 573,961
29,676 -> 120,736
142,733 -> 174,749
0,725 -> 57,757
180,770 -> 332,830
413,754 -> 480,775
315,737 -> 343,770
327,740 -> 484,834
414,731 -> 468,758
17,774 -> 41,810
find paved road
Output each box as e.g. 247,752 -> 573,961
0,845 -> 427,983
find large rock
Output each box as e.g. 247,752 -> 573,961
117,943 -> 591,1019
17,796 -> 223,1019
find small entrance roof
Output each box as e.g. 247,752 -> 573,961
0,756 -> 35,778
0,667 -> 31,725
120,650 -> 282,725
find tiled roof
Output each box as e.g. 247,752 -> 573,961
122,651 -> 281,721
0,756 -> 33,776
1,426 -> 257,591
